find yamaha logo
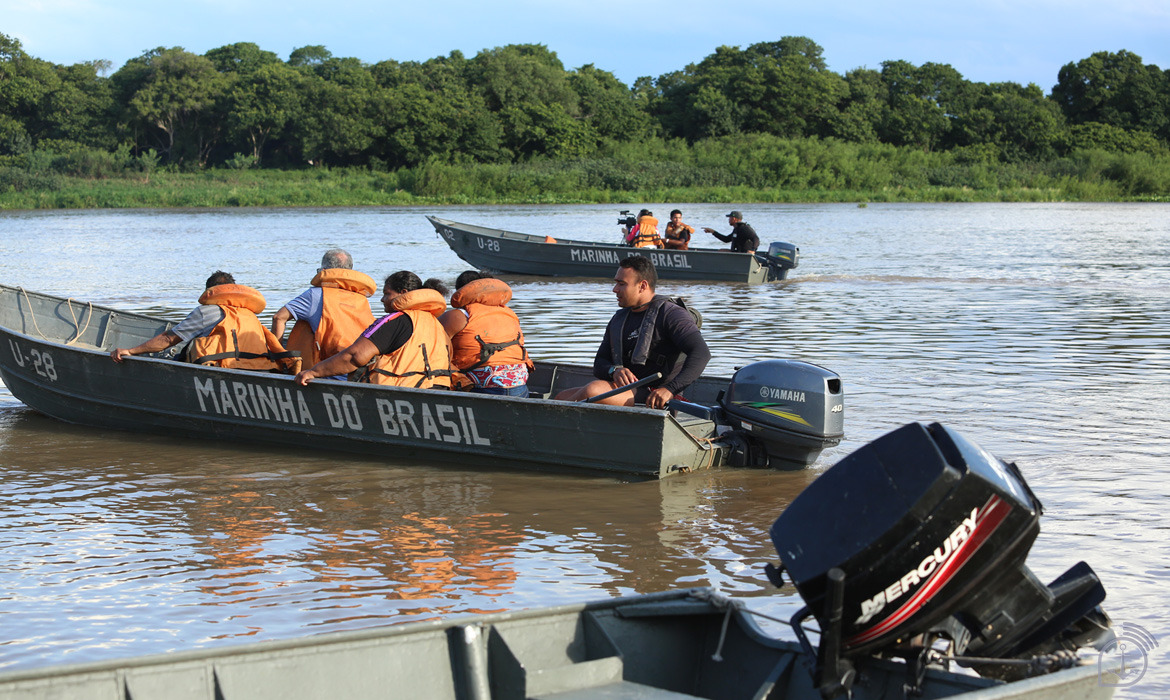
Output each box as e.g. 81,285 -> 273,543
758,386 -> 807,403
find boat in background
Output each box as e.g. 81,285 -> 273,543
427,216 -> 800,283
0,284 -> 843,479
0,423 -> 1117,699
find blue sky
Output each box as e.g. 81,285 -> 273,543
3,0 -> 1168,92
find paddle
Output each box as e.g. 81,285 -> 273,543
583,372 -> 663,404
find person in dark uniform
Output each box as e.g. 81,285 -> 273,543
703,210 -> 759,253
555,256 -> 710,408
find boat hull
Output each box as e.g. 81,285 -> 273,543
0,284 -> 736,479
428,216 -> 792,283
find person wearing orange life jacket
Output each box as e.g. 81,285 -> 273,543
271,249 -> 376,380
623,209 -> 664,249
663,209 -> 694,250
294,271 -> 454,389
439,271 -> 532,397
110,270 -> 295,372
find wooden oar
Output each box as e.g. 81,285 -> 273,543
583,372 -> 663,404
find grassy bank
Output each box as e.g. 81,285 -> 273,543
2,140 -> 1168,210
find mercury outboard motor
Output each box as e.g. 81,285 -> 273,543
718,359 -> 844,468
766,422 -> 1110,697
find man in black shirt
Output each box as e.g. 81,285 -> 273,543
703,210 -> 759,253
555,257 -> 710,408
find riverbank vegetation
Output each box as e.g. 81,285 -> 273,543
2,32 -> 1168,208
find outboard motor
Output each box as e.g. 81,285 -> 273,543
719,359 -> 844,468
766,422 -> 1111,697
756,241 -> 799,281
766,241 -> 800,269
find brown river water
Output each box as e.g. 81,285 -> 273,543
1,203 -> 1168,696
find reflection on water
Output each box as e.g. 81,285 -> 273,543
0,410 -> 813,667
1,203 -> 1169,696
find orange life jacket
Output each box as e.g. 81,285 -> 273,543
366,288 -> 454,389
631,216 -> 663,248
449,279 -> 531,380
285,269 -> 376,367
189,285 -> 297,372
664,221 -> 692,250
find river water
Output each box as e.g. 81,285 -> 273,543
1,203 -> 1168,696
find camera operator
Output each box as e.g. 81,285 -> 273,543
619,209 -> 664,248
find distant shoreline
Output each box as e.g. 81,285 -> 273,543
2,167 -> 1166,211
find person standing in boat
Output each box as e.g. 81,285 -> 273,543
703,211 -> 759,253
555,257 -> 710,408
294,271 -> 454,389
110,271 -> 294,371
270,248 -> 376,379
663,209 -> 694,250
439,271 -> 533,397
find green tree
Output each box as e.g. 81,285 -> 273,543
225,62 -> 305,163
292,57 -> 381,165
288,45 -> 332,68
0,34 -> 114,154
0,33 -> 57,152
370,53 -> 504,166
205,42 -> 281,74
466,44 -> 583,158
951,82 -> 1065,161
568,64 -> 653,141
645,37 -> 846,141
45,60 -> 117,150
829,68 -> 885,143
1051,50 -> 1170,140
878,60 -> 970,151
643,69 -> 702,141
115,47 -> 228,165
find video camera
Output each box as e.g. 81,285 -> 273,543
617,210 -> 637,229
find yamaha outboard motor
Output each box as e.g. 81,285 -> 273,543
766,241 -> 800,269
766,422 -> 1110,697
719,360 -> 844,468
757,241 -> 799,281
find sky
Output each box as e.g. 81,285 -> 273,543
3,0 -> 1168,92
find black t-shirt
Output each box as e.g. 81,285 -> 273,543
713,222 -> 759,252
362,312 -> 414,354
593,300 -> 711,395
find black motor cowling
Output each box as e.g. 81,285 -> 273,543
719,360 -> 843,468
767,422 -> 1109,688
766,241 -> 800,270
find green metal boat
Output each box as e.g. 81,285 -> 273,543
428,216 -> 799,284
0,284 -> 843,479
0,587 -> 1116,700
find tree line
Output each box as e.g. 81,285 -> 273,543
2,31 -> 1168,177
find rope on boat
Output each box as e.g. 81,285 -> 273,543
925,648 -> 1082,674
64,298 -> 93,346
18,287 -> 93,346
693,435 -> 719,471
687,589 -> 745,662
